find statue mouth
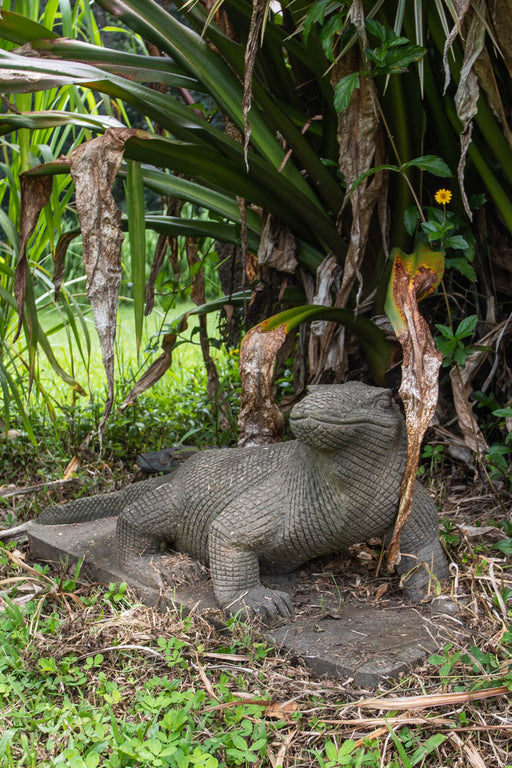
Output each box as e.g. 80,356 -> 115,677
290,412 -> 395,429
290,390 -> 399,432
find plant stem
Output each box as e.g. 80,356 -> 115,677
374,95 -> 426,222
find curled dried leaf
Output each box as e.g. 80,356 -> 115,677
384,248 -> 444,569
120,333 -> 177,411
14,174 -> 53,340
454,8 -> 486,218
238,324 -> 286,447
257,214 -> 298,274
67,127 -> 137,442
449,359 -> 488,456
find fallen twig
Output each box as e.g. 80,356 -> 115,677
0,477 -> 79,498
0,522 -> 30,541
359,686 -> 510,710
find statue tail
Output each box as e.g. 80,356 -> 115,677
38,474 -> 174,525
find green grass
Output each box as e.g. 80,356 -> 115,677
37,299 -> 223,404
0,298 -> 240,521
1,548 -> 511,768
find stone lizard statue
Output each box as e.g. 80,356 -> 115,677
38,382 -> 449,622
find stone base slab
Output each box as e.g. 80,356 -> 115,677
28,518 -> 440,687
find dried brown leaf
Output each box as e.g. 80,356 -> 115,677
257,214 -> 298,274
67,127 -> 137,441
360,685 -> 509,710
242,0 -> 265,169
449,360 -> 488,456
14,174 -> 53,340
309,255 -> 342,341
333,46 -> 384,310
53,230 -> 80,300
473,45 -> 512,146
442,0 -> 472,92
195,651 -> 220,702
315,42 -> 386,378
264,700 -> 298,720
386,260 -> 442,569
447,732 -> 493,768
373,582 -> 389,602
490,0 -> 512,79
238,324 -> 286,446
119,332 -> 176,411
454,5 -> 486,218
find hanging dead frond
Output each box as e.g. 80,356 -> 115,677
65,127 -> 137,443
243,0 -> 266,170
454,4 -> 486,219
384,246 -> 444,569
257,214 -> 298,274
14,174 -> 53,340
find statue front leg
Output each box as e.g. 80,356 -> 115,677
397,481 -> 450,599
208,516 -> 293,623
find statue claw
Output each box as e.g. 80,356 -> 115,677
224,585 -> 294,625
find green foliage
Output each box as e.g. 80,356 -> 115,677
404,202 -> 476,281
0,0 -> 511,502
0,560 -> 275,767
315,739 -> 359,766
430,634 -> 512,692
417,443 -> 444,478
434,315 -> 479,367
485,443 -> 512,490
333,19 -> 425,114
333,72 -> 360,113
4,0 -> 502,427
428,643 -> 463,684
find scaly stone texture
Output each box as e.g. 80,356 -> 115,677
38,382 -> 449,622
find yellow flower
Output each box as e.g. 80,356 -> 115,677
434,188 -> 452,205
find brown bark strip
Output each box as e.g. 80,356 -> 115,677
242,0 -> 265,170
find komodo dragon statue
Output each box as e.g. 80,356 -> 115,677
38,382 -> 449,622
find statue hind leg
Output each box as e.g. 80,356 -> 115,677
115,481 -> 191,589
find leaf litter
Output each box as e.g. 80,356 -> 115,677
1,472 -> 512,766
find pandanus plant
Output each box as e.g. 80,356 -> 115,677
0,0 -> 511,443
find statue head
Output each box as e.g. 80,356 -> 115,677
289,382 -> 403,451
